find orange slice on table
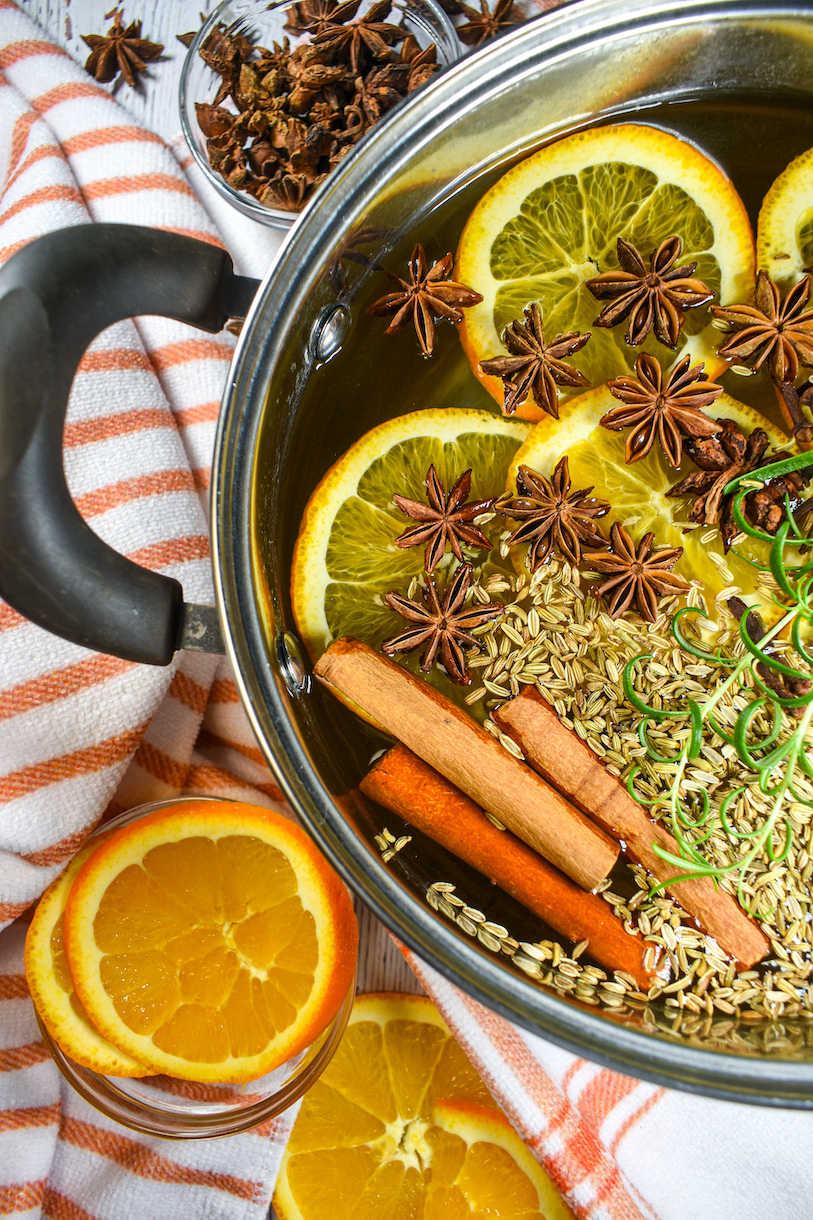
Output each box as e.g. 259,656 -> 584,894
63,800 -> 358,1083
274,991 -> 573,1220
25,835 -> 149,1078
457,122 -> 755,420
426,1098 -> 574,1220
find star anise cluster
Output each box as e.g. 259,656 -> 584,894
479,302 -> 591,418
496,457 -> 609,568
581,523 -> 688,621
602,353 -> 723,468
667,419 -> 808,549
713,270 -> 813,385
83,12 -> 163,87
367,245 -> 482,356
455,0 -> 521,44
383,466 -> 500,682
392,465 -> 495,571
494,458 -> 688,622
188,4 -> 440,213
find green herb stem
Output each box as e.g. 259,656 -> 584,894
626,453 -> 813,912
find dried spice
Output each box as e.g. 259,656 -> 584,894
667,419 -> 805,548
284,0 -> 340,35
367,244 -> 483,356
602,353 -> 723,467
82,12 -> 163,87
189,4 -> 441,213
727,595 -> 812,713
585,236 -> 714,348
496,457 -> 610,568
392,465 -> 495,573
479,302 -> 591,418
581,522 -> 688,622
455,0 -> 520,45
712,270 -> 813,385
382,562 -> 503,683
311,0 -> 404,73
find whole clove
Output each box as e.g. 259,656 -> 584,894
728,595 -> 812,714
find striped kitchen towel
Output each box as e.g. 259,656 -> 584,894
404,951 -> 813,1220
1,5 -> 812,1220
0,3 -> 292,1216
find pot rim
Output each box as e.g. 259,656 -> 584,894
211,0 -> 813,1106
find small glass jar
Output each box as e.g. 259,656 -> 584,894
178,0 -> 461,229
36,798 -> 356,1139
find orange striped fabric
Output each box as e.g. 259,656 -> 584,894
0,1102 -> 60,1132
59,1118 -> 261,1199
0,1181 -> 45,1214
402,949 -> 666,1220
0,5 -> 294,1216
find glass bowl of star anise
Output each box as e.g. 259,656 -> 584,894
179,0 -> 461,228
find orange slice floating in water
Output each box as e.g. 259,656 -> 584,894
457,122 -> 754,420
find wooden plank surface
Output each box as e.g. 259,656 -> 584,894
19,0 -> 217,141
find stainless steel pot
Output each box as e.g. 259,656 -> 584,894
5,0 -> 813,1107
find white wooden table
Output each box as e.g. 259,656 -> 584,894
19,0 -> 216,141
17,0 -> 422,999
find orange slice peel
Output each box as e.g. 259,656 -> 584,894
25,834 -> 150,1078
62,800 -> 358,1083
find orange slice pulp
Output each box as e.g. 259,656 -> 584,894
61,800 -> 358,1083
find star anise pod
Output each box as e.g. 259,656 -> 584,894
284,0 -> 339,35
456,0 -> 521,45
351,68 -> 403,123
382,562 -> 503,684
712,271 -> 813,385
311,0 -> 405,73
602,353 -> 723,468
82,13 -> 163,87
367,244 -> 483,357
582,523 -> 688,622
585,236 -> 714,349
261,171 -> 310,211
667,420 -> 806,549
479,302 -> 591,418
392,465 -> 495,573
495,457 -> 610,569
397,35 -> 438,91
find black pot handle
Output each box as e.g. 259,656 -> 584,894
0,224 -> 260,665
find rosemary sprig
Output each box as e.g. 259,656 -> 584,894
624,451 -> 813,913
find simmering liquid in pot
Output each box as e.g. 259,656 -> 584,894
254,92 -> 813,1054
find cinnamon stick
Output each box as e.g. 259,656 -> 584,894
314,638 -> 619,891
361,743 -> 655,989
493,688 -> 769,967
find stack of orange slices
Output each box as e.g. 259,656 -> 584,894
24,799 -> 358,1083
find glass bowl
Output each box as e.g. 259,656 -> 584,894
179,0 -> 461,230
36,798 -> 357,1138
